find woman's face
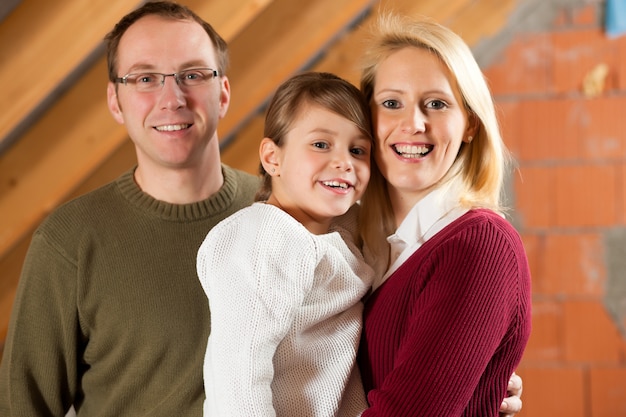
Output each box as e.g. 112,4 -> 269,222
371,46 -> 473,214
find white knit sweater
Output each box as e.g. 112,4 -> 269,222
197,203 -> 373,417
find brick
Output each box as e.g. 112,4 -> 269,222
483,33 -> 553,96
554,164 -> 618,227
514,366 -> 585,417
590,367 -> 626,417
552,29 -> 617,94
514,166 -> 553,229
494,100 -> 521,156
563,300 -> 623,363
523,300 -> 564,362
540,233 -> 606,296
617,35 -> 626,92
552,9 -> 570,28
508,97 -> 626,164
571,4 -> 599,27
578,97 -> 626,160
516,98 -> 580,162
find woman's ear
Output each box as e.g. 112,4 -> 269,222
464,112 -> 480,143
259,137 -> 280,176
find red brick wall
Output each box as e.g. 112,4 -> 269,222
483,2 -> 626,416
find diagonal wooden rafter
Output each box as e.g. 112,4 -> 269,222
0,0 -> 141,152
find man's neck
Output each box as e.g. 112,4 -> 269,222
134,161 -> 224,205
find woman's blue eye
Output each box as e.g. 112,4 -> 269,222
382,99 -> 400,109
427,100 -> 447,109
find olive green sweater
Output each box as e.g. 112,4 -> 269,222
0,165 -> 259,416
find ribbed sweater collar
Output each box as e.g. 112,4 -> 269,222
115,165 -> 240,222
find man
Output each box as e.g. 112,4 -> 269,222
0,2 -> 258,415
0,2 -> 523,416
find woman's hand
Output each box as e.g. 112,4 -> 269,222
499,372 -> 523,416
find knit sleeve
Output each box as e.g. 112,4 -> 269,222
0,231 -> 79,416
362,214 -> 531,416
197,206 -> 318,417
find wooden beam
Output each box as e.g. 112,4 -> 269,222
446,0 -> 519,46
0,0 -> 141,150
220,0 -> 375,141
0,0 -> 20,23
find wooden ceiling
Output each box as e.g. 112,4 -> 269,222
0,0 -> 520,347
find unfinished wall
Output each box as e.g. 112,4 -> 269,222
482,0 -> 626,415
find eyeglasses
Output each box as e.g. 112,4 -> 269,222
114,68 -> 220,92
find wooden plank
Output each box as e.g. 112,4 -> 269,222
0,0 -> 20,22
446,0 -> 519,45
0,59 -> 127,256
220,0 -> 374,140
184,0 -> 275,41
0,237 -> 30,348
221,116 -> 265,175
0,0 -> 141,150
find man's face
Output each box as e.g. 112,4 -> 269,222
107,15 -> 230,171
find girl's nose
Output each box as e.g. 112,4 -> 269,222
333,150 -> 353,171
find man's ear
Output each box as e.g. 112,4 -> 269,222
218,76 -> 231,119
259,137 -> 280,175
107,82 -> 125,125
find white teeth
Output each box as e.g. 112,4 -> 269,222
155,124 -> 190,132
323,181 -> 349,189
394,144 -> 431,156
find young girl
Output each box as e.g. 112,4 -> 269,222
196,72 -> 373,417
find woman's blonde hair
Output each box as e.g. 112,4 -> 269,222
359,12 -> 511,258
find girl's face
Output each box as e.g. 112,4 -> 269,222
262,103 -> 371,234
371,46 -> 474,217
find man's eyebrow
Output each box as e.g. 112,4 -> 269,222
123,61 -> 213,73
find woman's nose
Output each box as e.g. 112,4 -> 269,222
401,106 -> 426,134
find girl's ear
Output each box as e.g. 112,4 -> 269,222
259,137 -> 280,176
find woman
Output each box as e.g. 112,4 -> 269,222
357,13 -> 532,417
